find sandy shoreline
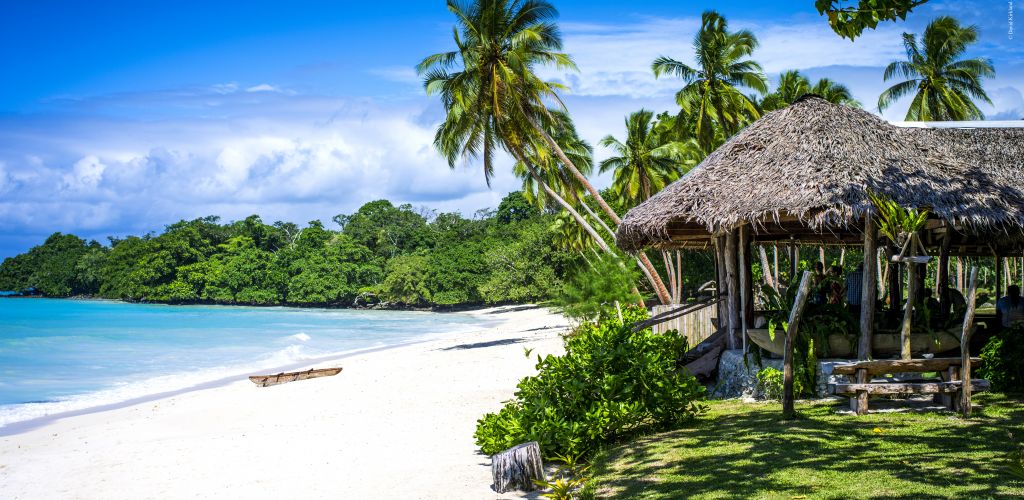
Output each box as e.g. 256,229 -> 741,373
0,305 -> 568,499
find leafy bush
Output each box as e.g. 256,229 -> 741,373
474,306 -> 706,457
979,324 -> 1024,392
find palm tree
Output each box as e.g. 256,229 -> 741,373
599,109 -> 701,210
418,0 -> 672,303
760,70 -> 860,112
652,10 -> 768,148
878,16 -> 994,120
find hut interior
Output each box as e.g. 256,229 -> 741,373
616,96 -> 1024,366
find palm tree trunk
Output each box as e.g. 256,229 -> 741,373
526,116 -> 673,304
663,251 -> 677,304
574,193 -> 615,239
529,116 -> 622,224
515,149 -> 671,304
518,160 -> 610,253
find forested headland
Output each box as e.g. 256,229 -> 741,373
0,193 -> 584,308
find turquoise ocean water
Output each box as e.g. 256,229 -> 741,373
0,298 -> 493,429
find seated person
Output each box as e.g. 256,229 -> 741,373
827,265 -> 845,305
918,288 -> 942,328
997,285 -> 1024,329
947,287 -> 967,326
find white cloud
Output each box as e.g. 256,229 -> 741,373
0,88 -> 507,255
544,16 -> 906,99
245,83 -> 282,93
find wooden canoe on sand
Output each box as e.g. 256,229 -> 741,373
249,367 -> 342,387
747,328 -> 961,358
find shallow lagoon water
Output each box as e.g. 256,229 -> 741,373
0,298 -> 492,428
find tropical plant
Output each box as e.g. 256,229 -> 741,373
878,16 -> 995,121
816,0 -> 929,40
979,324 -> 1024,392
474,306 -> 706,458
867,191 -> 929,251
419,0 -> 673,303
652,10 -> 768,148
598,109 -> 701,209
760,70 -> 860,112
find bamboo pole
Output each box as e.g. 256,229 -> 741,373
783,271 -> 813,420
960,266 -> 979,417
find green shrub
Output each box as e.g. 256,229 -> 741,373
980,324 -> 1024,392
474,306 -> 706,457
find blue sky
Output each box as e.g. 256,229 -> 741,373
0,0 -> 1021,258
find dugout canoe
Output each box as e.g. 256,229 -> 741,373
249,367 -> 342,387
746,328 -> 961,358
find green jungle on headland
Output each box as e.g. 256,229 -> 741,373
0,192 -> 715,309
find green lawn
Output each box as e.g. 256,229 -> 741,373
588,394 -> 1024,499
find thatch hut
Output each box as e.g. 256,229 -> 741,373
616,95 -> 1024,359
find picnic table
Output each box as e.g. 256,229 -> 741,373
830,357 -> 990,415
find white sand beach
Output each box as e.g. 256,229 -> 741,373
0,305 -> 568,500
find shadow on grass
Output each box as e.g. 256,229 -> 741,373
592,394 -> 1024,498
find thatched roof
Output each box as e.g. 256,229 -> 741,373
616,96 -> 1024,252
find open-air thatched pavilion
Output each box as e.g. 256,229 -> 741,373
616,95 -> 1024,365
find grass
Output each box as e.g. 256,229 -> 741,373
588,393 -> 1024,499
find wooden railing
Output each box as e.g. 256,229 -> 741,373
640,295 -> 723,348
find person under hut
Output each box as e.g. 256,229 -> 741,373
845,263 -> 863,317
997,285 -> 1024,330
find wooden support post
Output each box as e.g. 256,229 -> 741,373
853,368 -> 869,415
960,267 -> 979,417
715,235 -> 727,330
937,231 -> 951,321
725,229 -> 740,350
783,271 -> 813,420
743,229 -> 754,329
773,244 -> 780,292
996,255 -> 1004,302
860,215 -> 877,362
888,243 -> 902,324
739,226 -> 749,352
900,261 -> 917,361
790,238 -> 798,283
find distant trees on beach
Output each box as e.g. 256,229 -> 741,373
0,193 -> 578,308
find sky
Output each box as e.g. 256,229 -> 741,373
0,0 -> 1021,258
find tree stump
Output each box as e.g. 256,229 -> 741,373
491,441 -> 545,493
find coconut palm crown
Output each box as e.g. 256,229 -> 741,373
417,0 -> 576,185
651,10 -> 768,147
760,70 -> 860,112
599,110 -> 702,210
878,16 -> 994,121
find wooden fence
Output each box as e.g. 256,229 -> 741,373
651,303 -> 717,347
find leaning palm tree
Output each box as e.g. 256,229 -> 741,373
878,16 -> 994,121
599,109 -> 701,210
760,70 -> 861,112
514,112 -> 616,239
418,0 -> 672,303
652,10 -> 768,148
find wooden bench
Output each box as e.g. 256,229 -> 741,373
830,358 -> 990,415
